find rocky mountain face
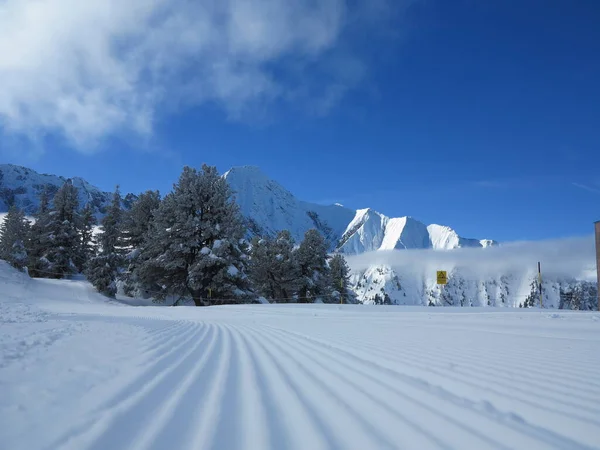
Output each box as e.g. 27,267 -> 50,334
0,164 -> 136,218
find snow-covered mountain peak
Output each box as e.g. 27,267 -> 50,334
338,211 -> 497,254
382,216 -> 431,250
337,208 -> 386,254
338,211 -> 430,254
428,224 -> 499,250
224,165 -> 355,245
427,224 -> 464,249
0,164 -> 136,217
223,165 -> 270,182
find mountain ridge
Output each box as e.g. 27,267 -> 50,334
0,164 -> 136,217
1,163 -> 496,252
224,165 -> 498,251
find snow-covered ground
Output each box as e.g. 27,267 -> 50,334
1,261 -> 600,450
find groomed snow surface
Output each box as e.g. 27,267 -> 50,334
2,262 -> 600,450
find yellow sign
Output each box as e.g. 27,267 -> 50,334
436,271 -> 447,285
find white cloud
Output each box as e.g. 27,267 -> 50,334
346,235 -> 596,282
0,0 -> 403,151
572,182 -> 600,195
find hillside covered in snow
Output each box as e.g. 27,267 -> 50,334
2,260 -> 599,450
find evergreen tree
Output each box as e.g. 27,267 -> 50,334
86,187 -> 125,297
271,230 -> 300,301
27,181 -> 81,278
122,190 -> 161,249
73,203 -> 96,272
48,180 -> 81,277
27,189 -> 53,277
581,283 -> 598,311
296,229 -> 330,302
38,188 -> 50,215
0,205 -> 30,271
135,165 -> 252,305
248,230 -> 300,302
329,253 -> 354,303
121,190 -> 161,296
248,236 -> 277,299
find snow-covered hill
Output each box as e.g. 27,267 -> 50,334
2,260 -> 599,449
0,164 -> 136,218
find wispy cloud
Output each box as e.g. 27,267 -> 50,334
572,182 -> 600,195
346,235 -> 596,281
0,0 -> 410,152
471,180 -> 510,189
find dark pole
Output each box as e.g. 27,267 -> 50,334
538,261 -> 543,308
595,221 -> 600,312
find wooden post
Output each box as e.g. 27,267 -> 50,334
595,221 -> 600,311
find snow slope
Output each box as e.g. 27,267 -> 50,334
2,261 -> 600,450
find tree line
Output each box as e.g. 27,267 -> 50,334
0,164 -> 354,306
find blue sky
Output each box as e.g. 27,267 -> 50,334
1,0 -> 599,242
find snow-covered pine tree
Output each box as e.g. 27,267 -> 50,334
0,205 -> 30,271
296,229 -> 330,302
329,253 -> 356,304
580,283 -> 598,311
248,236 -> 277,299
135,165 -> 252,305
272,230 -> 301,301
134,193 -> 178,299
122,190 -> 161,249
121,190 -> 161,296
30,180 -> 82,278
248,230 -> 299,302
26,189 -> 53,277
85,186 -> 125,297
73,203 -> 96,273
